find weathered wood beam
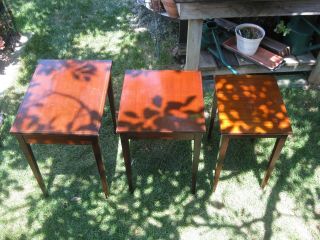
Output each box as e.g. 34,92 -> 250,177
178,1 -> 320,19
185,19 -> 203,70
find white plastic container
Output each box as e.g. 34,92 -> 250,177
235,23 -> 265,56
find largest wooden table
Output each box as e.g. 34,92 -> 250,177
176,0 -> 320,84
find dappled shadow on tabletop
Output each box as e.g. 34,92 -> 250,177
1,0 -> 319,239
10,60 -> 111,135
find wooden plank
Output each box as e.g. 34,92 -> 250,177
214,18 -> 291,56
223,37 -> 284,70
201,64 -> 315,76
185,19 -> 203,70
178,1 -> 320,19
176,0 -> 284,2
199,50 -> 217,71
308,52 -> 320,85
235,54 -> 255,66
213,49 -> 239,67
200,50 -> 317,73
260,37 -> 290,57
296,52 -> 317,65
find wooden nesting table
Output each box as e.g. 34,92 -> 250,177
208,74 -> 292,191
117,70 -> 206,194
10,60 -> 116,198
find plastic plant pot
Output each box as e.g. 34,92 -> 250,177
235,23 -> 265,56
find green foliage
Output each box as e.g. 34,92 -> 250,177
274,20 -> 291,36
0,1 -> 319,239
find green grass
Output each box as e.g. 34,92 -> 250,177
1,1 -> 320,239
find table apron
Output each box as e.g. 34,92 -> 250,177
121,132 -> 203,140
223,134 -> 290,139
17,134 -> 97,145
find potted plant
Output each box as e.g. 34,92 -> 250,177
235,23 -> 265,56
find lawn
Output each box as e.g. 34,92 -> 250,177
1,0 -> 320,239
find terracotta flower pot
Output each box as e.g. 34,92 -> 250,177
161,0 -> 179,18
150,0 -> 161,12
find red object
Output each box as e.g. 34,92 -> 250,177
117,70 -> 206,133
117,70 -> 205,194
208,74 -> 292,192
11,60 -> 114,135
223,37 -> 284,70
10,60 -> 117,198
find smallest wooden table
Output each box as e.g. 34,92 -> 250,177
10,60 -> 116,198
208,74 -> 292,191
117,70 -> 206,194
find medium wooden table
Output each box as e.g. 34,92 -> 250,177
176,0 -> 320,85
117,70 -> 206,194
10,59 -> 116,198
208,74 -> 292,191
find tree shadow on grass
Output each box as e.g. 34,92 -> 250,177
2,81 -> 320,239
1,0 -> 320,238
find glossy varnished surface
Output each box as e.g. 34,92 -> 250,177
215,75 -> 292,135
117,70 -> 206,133
10,60 -> 112,136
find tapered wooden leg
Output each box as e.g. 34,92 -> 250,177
92,137 -> 109,198
207,90 -> 217,140
213,135 -> 230,192
191,134 -> 202,194
16,135 -> 48,196
108,79 -> 117,134
120,135 -> 134,193
261,136 -> 287,189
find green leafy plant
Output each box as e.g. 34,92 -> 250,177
274,20 -> 291,36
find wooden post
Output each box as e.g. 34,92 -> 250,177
185,19 -> 203,70
308,52 -> 320,86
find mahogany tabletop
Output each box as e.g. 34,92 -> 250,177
215,75 -> 292,136
10,59 -> 112,136
117,70 -> 206,133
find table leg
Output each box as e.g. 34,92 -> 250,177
16,135 -> 48,196
213,135 -> 230,192
185,19 -> 203,70
120,135 -> 134,193
108,78 -> 117,134
207,90 -> 217,140
261,136 -> 287,189
92,137 -> 109,198
191,134 -> 202,194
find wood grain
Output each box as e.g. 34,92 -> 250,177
223,37 -> 284,70
215,75 -> 292,135
10,59 -> 112,136
117,70 -> 206,133
177,1 -> 320,19
185,19 -> 203,70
